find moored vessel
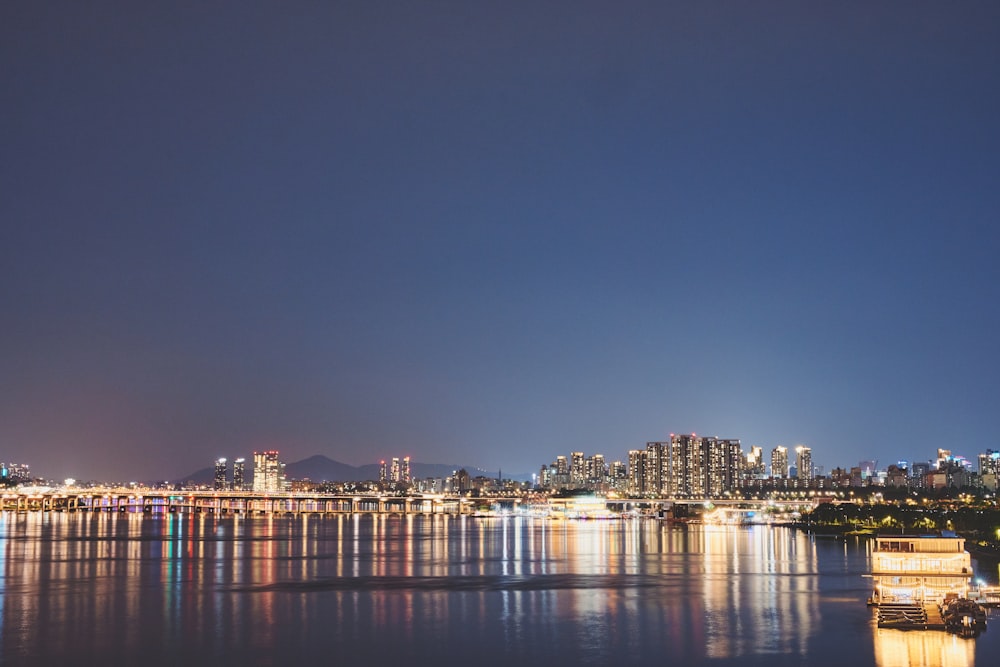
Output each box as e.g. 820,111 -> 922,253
867,531 -> 987,636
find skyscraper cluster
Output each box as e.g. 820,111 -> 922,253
379,456 -> 411,485
534,435 -> 816,498
628,435 -> 744,498
213,457 -> 247,491
0,462 -> 32,485
538,451 -> 627,492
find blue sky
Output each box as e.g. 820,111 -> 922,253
3,2 -> 999,481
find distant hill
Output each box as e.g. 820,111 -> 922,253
175,466 -> 215,485
286,455 -> 361,482
175,455 -> 528,485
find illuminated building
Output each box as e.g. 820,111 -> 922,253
667,434 -> 741,497
669,434 -> 705,497
979,449 -> 999,475
585,454 -> 606,485
981,450 -> 999,491
885,464 -> 908,488
910,461 -> 930,489
233,458 -> 245,491
570,452 -> 585,486
744,446 -> 766,478
645,442 -> 670,496
609,459 -> 627,492
253,450 -> 283,492
1,462 -> 31,484
214,458 -> 227,490
870,534 -> 972,604
771,446 -> 788,478
380,456 -> 411,484
936,449 -> 952,468
551,455 -> 570,489
795,446 -> 813,480
452,468 -> 471,493
555,455 -> 568,476
627,449 -> 645,495
706,438 -> 741,496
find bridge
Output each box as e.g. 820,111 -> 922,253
1,489 -> 475,515
0,489 -> 822,516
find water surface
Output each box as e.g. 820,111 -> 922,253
0,513 -> 996,666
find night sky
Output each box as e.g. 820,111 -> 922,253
3,2 -> 999,482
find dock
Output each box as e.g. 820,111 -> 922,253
875,603 -> 946,630
971,586 -> 1000,608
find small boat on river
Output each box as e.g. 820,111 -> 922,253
941,598 -> 987,637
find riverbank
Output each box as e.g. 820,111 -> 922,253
795,522 -> 1000,562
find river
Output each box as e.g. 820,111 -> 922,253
0,512 -> 997,666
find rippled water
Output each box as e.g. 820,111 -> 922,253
0,512 -> 997,666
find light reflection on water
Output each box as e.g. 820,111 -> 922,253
874,629 -> 975,667
0,512 -> 996,666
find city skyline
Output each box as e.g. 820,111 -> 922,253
7,435 -> 995,492
3,3 -> 1000,482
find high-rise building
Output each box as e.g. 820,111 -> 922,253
379,460 -> 388,483
555,456 -> 568,475
233,458 -> 245,491
453,468 -> 471,493
670,434 -> 705,497
771,446 -> 788,478
609,460 -> 627,492
550,456 -> 570,489
796,446 -> 813,480
214,458 -> 227,490
390,458 -> 401,483
645,442 -> 670,496
401,456 -> 411,484
979,450 -> 1000,476
705,438 -> 742,496
0,462 -> 30,483
628,449 -> 645,495
936,449 -> 953,469
253,450 -> 282,492
586,454 -> 606,485
570,452 -> 585,487
744,446 -> 766,478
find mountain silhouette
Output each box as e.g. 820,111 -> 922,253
176,455 -> 525,485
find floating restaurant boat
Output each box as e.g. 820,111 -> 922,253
546,494 -> 619,520
867,531 -> 987,636
869,531 -> 973,606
